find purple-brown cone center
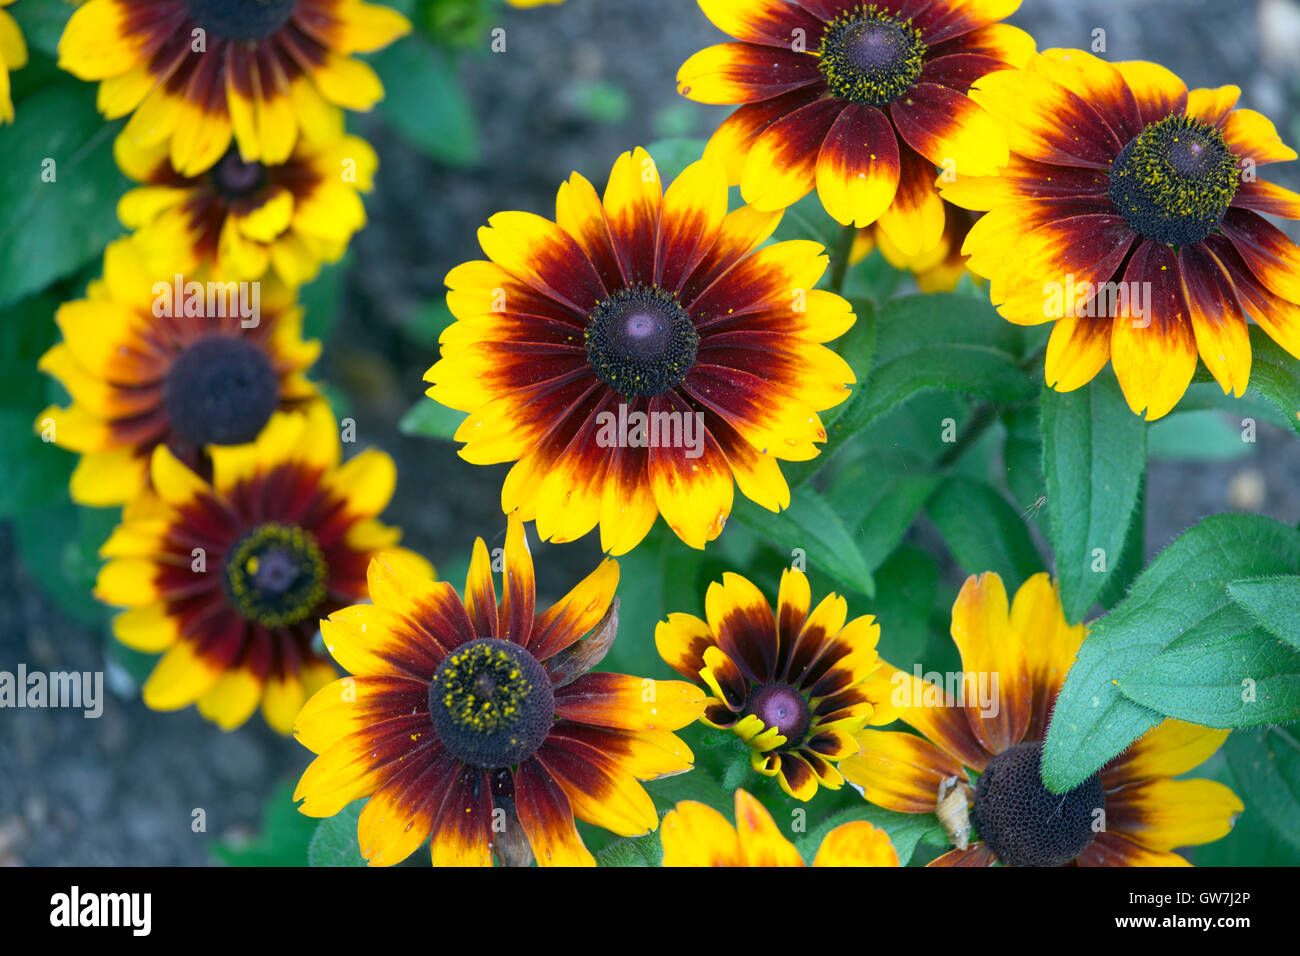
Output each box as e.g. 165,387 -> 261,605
743,683 -> 812,749
164,334 -> 279,448
586,285 -> 698,397
819,6 -> 927,107
187,0 -> 297,41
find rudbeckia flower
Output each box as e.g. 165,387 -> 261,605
840,572 -> 1243,866
943,49 -> 1300,420
57,0 -> 409,176
94,404 -> 429,733
677,0 -> 1033,248
426,147 -> 856,555
36,238 -> 321,506
117,125 -> 376,286
851,201 -> 977,292
656,567 -> 896,801
662,788 -> 899,866
293,514 -> 706,867
0,0 -> 27,124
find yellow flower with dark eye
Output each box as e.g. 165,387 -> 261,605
677,0 -> 1034,249
56,0 -> 409,177
426,146 -> 857,556
656,567 -> 896,801
35,238 -> 321,507
117,125 -> 377,287
852,201 -> 979,292
942,49 -> 1300,420
840,572 -> 1243,866
0,0 -> 28,124
94,404 -> 430,733
662,788 -> 899,866
293,513 -> 706,867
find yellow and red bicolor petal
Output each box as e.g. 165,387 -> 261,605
775,567 -> 811,677
1030,48 -> 1146,144
1075,831 -> 1192,867
660,800 -> 742,866
366,555 -> 474,656
295,719 -> 429,817
647,401 -> 735,550
876,664 -> 991,771
876,143 -> 944,257
1232,178 -> 1300,220
700,645 -> 750,711
553,672 -> 705,731
524,556 -> 618,663
928,20 -> 1036,68
799,614 -> 881,699
1222,107 -> 1298,166
892,81 -> 1008,177
841,728 -> 967,814
655,611 -> 715,680
321,604 -> 444,681
555,171 -> 622,291
428,759 -> 496,867
969,67 -> 1121,168
1007,573 -> 1085,741
657,158 -> 729,291
912,0 -> 1022,45
1186,84 -> 1241,129
704,571 -> 779,682
678,203 -> 783,307
733,789 -> 805,865
1044,315 -> 1113,394
710,415 -> 792,515
476,210 -> 606,316
676,42 -> 823,105
698,0 -> 826,47
357,750 -> 444,867
812,820 -> 900,866
703,87 -> 825,185
941,153 -> 1109,212
1205,234 -> 1300,361
1101,719 -> 1230,790
1113,60 -> 1188,126
534,729 -> 666,837
512,758 -> 596,865
740,98 -> 848,212
602,146 -> 663,286
1110,240 -> 1198,420
1219,208 -> 1300,305
497,513 -> 536,645
294,674 -> 428,755
464,536 -> 499,641
783,591 -> 846,685
597,440 -> 660,557
1105,778 -> 1243,852
927,844 -> 998,866
1178,243 -> 1252,398
948,572 -> 1031,753
815,103 -> 900,228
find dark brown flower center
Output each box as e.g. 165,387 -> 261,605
743,683 -> 812,749
819,4 -> 927,107
224,523 -> 327,628
187,0 -> 297,41
210,148 -> 268,200
971,742 -> 1104,867
586,285 -> 698,397
1108,114 -> 1240,246
164,334 -> 279,447
428,639 -> 554,769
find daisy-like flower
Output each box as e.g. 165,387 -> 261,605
293,514 -> 706,867
677,0 -> 1034,250
662,788 -> 899,866
57,0 -> 409,176
0,0 -> 27,124
117,124 -> 376,286
943,49 -> 1300,420
840,572 -> 1244,866
94,404 -> 429,733
655,567 -> 896,801
36,238 -> 321,507
426,147 -> 856,556
851,201 -> 977,292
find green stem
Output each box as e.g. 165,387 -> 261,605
936,402 -> 998,468
827,222 -> 858,295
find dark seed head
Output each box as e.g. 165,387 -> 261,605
819,5 -> 927,107
743,683 -> 812,749
210,148 -> 268,200
187,0 -> 297,41
971,741 -> 1104,867
585,285 -> 698,397
163,334 -> 279,448
223,523 -> 327,628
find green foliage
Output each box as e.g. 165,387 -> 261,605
308,801 -> 368,867
926,476 -> 1043,593
213,782 -> 319,867
372,37 -> 479,167
794,804 -> 943,866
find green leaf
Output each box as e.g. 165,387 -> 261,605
1118,627 -> 1300,727
828,471 -> 940,571
1042,514 -> 1300,793
595,832 -> 662,867
212,781 -> 319,867
1228,575 -> 1300,651
1002,403 -> 1044,515
644,138 -> 708,182
298,254 -> 350,344
399,398 -> 467,440
1040,376 -> 1146,623
731,486 -> 874,598
1148,410 -> 1253,461
1235,326 -> 1300,437
9,1 -> 71,57
1223,727 -> 1300,853
794,804 -> 942,866
925,476 -> 1042,593
372,39 -> 479,166
307,800 -> 367,867
643,768 -> 732,816
0,82 -> 129,309
721,749 -> 752,791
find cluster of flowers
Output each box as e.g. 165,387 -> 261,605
25,0 -> 1292,866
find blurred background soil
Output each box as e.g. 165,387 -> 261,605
1,0 -> 1298,864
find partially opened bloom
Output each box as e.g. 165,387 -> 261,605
36,238 -> 321,506
0,0 -> 27,124
840,572 -> 1243,866
57,0 -> 408,176
117,126 -> 376,286
662,788 -> 899,866
656,567 -> 895,801
852,201 -> 977,292
426,147 -> 856,555
677,0 -> 1033,248
293,514 -> 706,867
944,49 -> 1300,419
94,405 -> 428,733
